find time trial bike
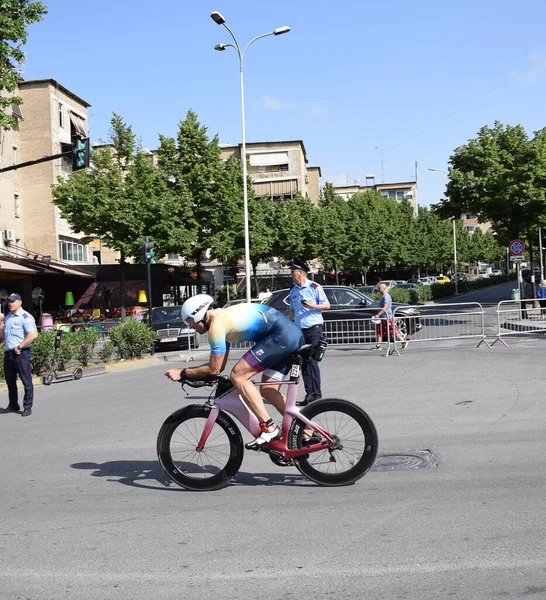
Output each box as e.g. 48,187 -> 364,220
157,347 -> 378,491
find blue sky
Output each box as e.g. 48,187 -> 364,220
21,0 -> 546,206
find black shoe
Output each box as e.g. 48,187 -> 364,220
297,394 -> 317,407
21,408 -> 32,417
0,406 -> 20,414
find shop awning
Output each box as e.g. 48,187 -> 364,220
0,259 -> 37,274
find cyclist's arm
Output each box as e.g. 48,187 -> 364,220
165,352 -> 226,381
288,309 -> 294,321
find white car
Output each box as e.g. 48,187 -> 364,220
372,280 -> 398,293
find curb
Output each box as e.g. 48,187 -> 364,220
0,355 -> 161,391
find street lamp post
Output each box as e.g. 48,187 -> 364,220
428,167 -> 458,295
211,11 -> 290,303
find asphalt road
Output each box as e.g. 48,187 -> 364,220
1,337 -> 545,599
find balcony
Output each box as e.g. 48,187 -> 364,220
253,178 -> 299,200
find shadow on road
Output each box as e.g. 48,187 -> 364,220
71,459 -> 314,491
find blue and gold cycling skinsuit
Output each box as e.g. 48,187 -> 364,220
208,304 -> 304,375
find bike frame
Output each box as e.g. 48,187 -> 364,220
196,363 -> 334,459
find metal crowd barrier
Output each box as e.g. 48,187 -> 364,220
391,302 -> 491,353
493,299 -> 546,346
323,314 -> 392,357
188,302 -> 494,358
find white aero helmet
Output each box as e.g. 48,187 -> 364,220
181,294 -> 215,324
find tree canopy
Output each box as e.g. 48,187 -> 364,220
434,121 -> 546,246
52,113 -> 194,261
0,0 -> 47,129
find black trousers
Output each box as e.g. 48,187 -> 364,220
4,349 -> 34,410
302,325 -> 323,398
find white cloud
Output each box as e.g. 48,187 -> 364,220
260,95 -> 298,110
512,53 -> 546,86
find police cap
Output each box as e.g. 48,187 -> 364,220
290,257 -> 310,273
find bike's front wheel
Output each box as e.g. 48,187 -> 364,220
157,405 -> 244,491
288,399 -> 378,486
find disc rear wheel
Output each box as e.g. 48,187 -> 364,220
289,399 -> 378,486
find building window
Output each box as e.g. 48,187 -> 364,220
14,193 -> 20,218
59,102 -> 64,128
59,236 -> 86,262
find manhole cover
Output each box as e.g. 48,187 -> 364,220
371,450 -> 437,472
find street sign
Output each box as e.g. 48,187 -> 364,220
509,239 -> 525,256
510,256 -> 525,262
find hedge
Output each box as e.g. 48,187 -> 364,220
0,318 -> 155,381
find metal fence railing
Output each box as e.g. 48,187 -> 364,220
391,302 -> 491,353
492,299 -> 546,346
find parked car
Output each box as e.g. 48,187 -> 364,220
372,280 -> 398,293
490,269 -> 503,276
409,276 -> 436,286
151,306 -> 199,350
357,285 -> 376,295
396,282 -> 418,290
223,298 -> 262,307
262,285 -> 422,342
435,275 -> 451,285
452,272 -> 470,282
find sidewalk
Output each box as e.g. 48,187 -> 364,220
0,350 -> 210,392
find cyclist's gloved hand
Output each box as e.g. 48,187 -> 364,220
165,368 -> 186,382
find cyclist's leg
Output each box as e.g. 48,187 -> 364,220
230,358 -> 271,423
260,373 -> 286,416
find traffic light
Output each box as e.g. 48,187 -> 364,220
72,137 -> 90,171
141,239 -> 156,264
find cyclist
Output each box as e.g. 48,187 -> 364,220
165,294 -> 304,450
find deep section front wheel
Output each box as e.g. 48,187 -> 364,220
157,405 -> 244,491
289,398 -> 378,486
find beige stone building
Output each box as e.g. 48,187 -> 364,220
332,180 -> 418,215
220,140 -> 321,205
0,78 -> 118,265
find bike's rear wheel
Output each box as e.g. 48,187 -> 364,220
157,405 -> 244,491
289,399 -> 378,486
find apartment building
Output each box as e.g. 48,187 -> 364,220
460,214 -> 490,234
220,140 -> 322,206
332,180 -> 418,215
0,78 -> 118,265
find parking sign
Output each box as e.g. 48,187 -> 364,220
509,239 -> 525,256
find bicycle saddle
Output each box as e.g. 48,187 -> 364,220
293,344 -> 312,358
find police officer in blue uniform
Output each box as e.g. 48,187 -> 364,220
0,293 -> 38,417
288,258 -> 330,406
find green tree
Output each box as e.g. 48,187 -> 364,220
317,183 -> 351,280
52,113 -> 194,316
53,113 -> 193,259
155,110 -> 227,275
435,122 -> 546,246
0,0 -> 47,129
272,194 -> 318,264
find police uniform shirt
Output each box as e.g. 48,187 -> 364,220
4,308 -> 37,350
290,280 -> 328,329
